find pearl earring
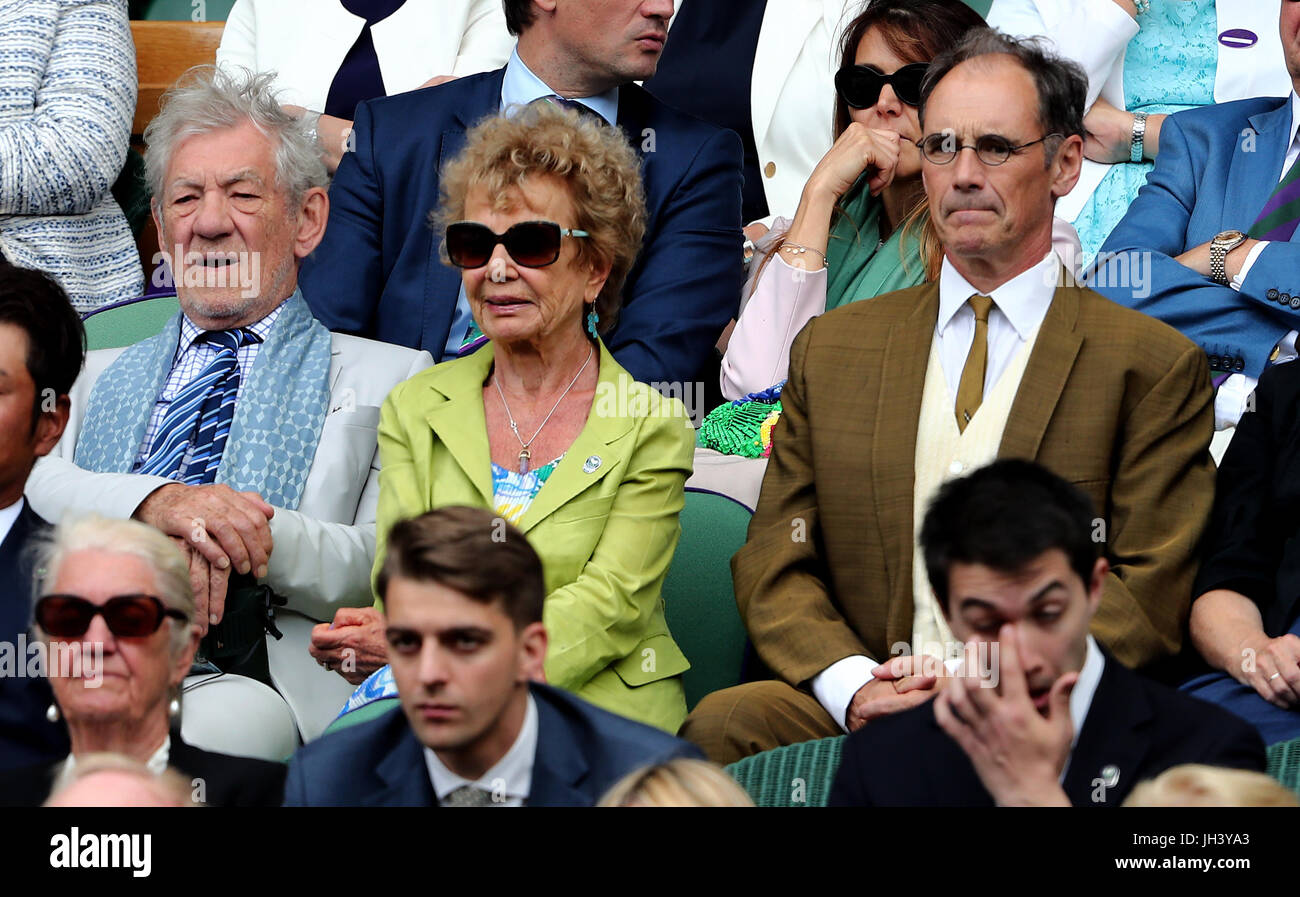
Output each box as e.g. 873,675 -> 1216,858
168,697 -> 181,721
45,704 -> 59,723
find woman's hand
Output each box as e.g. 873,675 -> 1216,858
1083,97 -> 1137,164
1233,631 -> 1300,708
806,122 -> 902,200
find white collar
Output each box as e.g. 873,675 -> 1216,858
500,47 -> 619,126
57,734 -> 172,791
0,496 -> 24,548
937,251 -> 1060,340
425,692 -> 538,804
1287,91 -> 1300,161
1069,635 -> 1105,746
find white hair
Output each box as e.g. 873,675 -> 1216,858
34,514 -> 196,658
143,65 -> 328,208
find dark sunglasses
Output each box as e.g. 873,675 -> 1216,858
915,132 -> 1063,166
444,220 -> 589,269
35,594 -> 189,640
835,62 -> 929,109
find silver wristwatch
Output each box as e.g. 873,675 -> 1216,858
1210,230 -> 1247,285
1129,111 -> 1148,163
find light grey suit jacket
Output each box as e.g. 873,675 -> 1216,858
27,332 -> 433,621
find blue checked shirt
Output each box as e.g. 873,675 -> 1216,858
132,306 -> 284,472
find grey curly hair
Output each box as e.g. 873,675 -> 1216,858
143,65 -> 328,208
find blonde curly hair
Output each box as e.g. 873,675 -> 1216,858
432,101 -> 647,336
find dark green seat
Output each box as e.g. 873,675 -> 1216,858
321,698 -> 401,738
726,736 -> 846,807
662,487 -> 752,711
82,293 -> 179,350
1266,735 -> 1300,796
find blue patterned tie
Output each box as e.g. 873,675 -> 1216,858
138,329 -> 261,484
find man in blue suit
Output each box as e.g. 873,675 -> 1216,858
0,267 -> 83,771
282,506 -> 701,807
1091,4 -> 1300,429
300,0 -> 744,387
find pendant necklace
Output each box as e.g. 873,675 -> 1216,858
494,345 -> 594,473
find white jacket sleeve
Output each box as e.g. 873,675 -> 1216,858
450,0 -> 515,77
986,0 -> 1138,110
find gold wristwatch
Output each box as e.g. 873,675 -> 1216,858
1210,230 -> 1247,285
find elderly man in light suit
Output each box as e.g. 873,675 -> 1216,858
26,66 -> 432,752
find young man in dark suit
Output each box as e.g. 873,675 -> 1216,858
283,506 -> 701,807
829,459 -> 1266,807
300,0 -> 744,387
0,267 -> 83,771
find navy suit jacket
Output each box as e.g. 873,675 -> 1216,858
829,650 -> 1266,807
0,501 -> 69,771
300,67 -> 744,385
1092,96 -> 1300,380
281,683 -> 703,806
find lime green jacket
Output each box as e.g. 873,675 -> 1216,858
372,340 -> 695,733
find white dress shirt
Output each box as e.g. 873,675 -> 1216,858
425,693 -> 538,806
442,49 -> 621,358
0,496 -> 23,548
1218,91 -> 1300,429
811,250 -> 1063,729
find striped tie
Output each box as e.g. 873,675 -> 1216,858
138,329 -> 261,484
1249,154 -> 1300,242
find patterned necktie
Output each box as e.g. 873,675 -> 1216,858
441,785 -> 496,807
955,294 -> 994,433
137,329 -> 261,483
1249,154 -> 1300,242
531,94 -> 603,124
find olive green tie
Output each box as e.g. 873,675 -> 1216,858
955,294 -> 994,433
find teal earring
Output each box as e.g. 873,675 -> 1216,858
586,306 -> 599,338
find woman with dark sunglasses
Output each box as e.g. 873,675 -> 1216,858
719,0 -> 986,401
0,515 -> 285,806
327,102 -> 696,735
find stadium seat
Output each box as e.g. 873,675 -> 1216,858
1266,735 -> 1300,796
81,293 -> 180,351
662,487 -> 753,711
726,735 -> 846,807
322,698 -> 402,737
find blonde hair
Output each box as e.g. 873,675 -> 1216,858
34,514 -> 196,658
433,101 -> 647,336
1122,764 -> 1299,808
44,753 -> 201,807
597,758 -> 756,807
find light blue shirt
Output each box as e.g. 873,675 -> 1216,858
442,50 -> 620,358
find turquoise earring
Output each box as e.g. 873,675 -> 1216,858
586,306 -> 599,338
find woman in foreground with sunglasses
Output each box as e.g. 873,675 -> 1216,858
331,102 -> 696,734
718,0 -> 986,401
0,515 -> 286,806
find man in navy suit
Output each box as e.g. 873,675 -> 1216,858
830,460 -> 1265,807
1091,4 -> 1300,430
301,0 -> 744,387
0,268 -> 83,771
283,506 -> 701,807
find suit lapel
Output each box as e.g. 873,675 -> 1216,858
749,0 -> 819,151
1063,655 -> 1153,806
1234,102 -> 1293,228
516,341 -> 633,533
526,689 -> 590,806
423,348 -> 496,506
872,286 -> 937,644
1000,281 -> 1084,462
364,722 -> 438,807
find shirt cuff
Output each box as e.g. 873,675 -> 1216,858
1231,241 -> 1268,291
1215,374 -> 1257,430
811,655 -> 878,733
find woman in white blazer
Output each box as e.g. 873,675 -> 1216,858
987,0 -> 1292,266
217,0 -> 514,171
